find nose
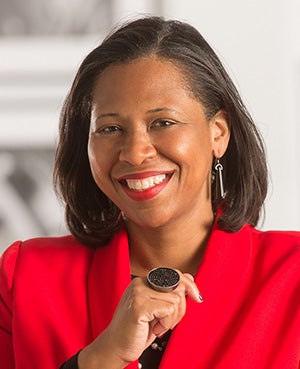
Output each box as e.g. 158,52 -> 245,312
119,130 -> 157,166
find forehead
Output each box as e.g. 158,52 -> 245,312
94,56 -> 188,98
92,55 -> 202,115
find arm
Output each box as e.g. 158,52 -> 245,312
0,241 -> 22,369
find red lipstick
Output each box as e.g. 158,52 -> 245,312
118,171 -> 173,201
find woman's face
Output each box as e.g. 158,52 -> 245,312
88,56 -> 229,228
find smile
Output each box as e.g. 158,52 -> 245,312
126,174 -> 166,191
118,172 -> 173,201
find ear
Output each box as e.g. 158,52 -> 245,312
209,110 -> 230,158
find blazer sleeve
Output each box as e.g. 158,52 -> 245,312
0,241 -> 22,369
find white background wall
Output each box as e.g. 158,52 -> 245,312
1,0 -> 299,253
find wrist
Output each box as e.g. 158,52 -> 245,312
77,330 -> 129,369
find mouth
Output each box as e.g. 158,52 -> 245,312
122,174 -> 168,191
117,171 -> 173,200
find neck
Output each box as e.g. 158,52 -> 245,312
126,209 -> 214,277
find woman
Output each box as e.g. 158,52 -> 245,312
0,16 -> 299,369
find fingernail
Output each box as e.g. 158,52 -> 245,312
198,293 -> 204,303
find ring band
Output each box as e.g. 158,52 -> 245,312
147,267 -> 180,292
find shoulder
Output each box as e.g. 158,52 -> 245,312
221,225 -> 300,275
19,234 -> 95,257
0,229 -> 128,284
244,226 -> 300,277
214,222 -> 300,253
11,235 -> 94,266
249,226 -> 300,249
0,235 -> 94,290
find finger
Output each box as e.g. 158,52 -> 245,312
175,272 -> 203,303
152,289 -> 187,334
151,302 -> 180,336
184,273 -> 194,282
152,321 -> 169,337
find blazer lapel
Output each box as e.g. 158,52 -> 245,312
88,228 -> 131,338
159,225 -> 253,369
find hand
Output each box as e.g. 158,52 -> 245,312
78,271 -> 202,368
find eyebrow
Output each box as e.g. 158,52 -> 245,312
95,107 -> 179,121
146,107 -> 178,114
95,113 -> 119,121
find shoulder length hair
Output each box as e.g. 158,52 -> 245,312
54,16 -> 268,246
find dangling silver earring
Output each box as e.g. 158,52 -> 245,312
214,158 -> 225,199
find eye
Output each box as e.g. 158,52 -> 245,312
97,125 -> 122,134
151,119 -> 176,128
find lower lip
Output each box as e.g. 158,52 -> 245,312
121,176 -> 171,201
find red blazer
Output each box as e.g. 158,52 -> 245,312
0,223 -> 300,369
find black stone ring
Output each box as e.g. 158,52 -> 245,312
147,267 -> 180,293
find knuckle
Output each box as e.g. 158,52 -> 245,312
130,278 -> 145,295
168,304 -> 176,314
183,273 -> 194,281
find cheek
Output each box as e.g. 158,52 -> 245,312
87,139 -> 110,185
168,130 -> 213,164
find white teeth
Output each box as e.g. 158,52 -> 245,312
126,174 -> 167,191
